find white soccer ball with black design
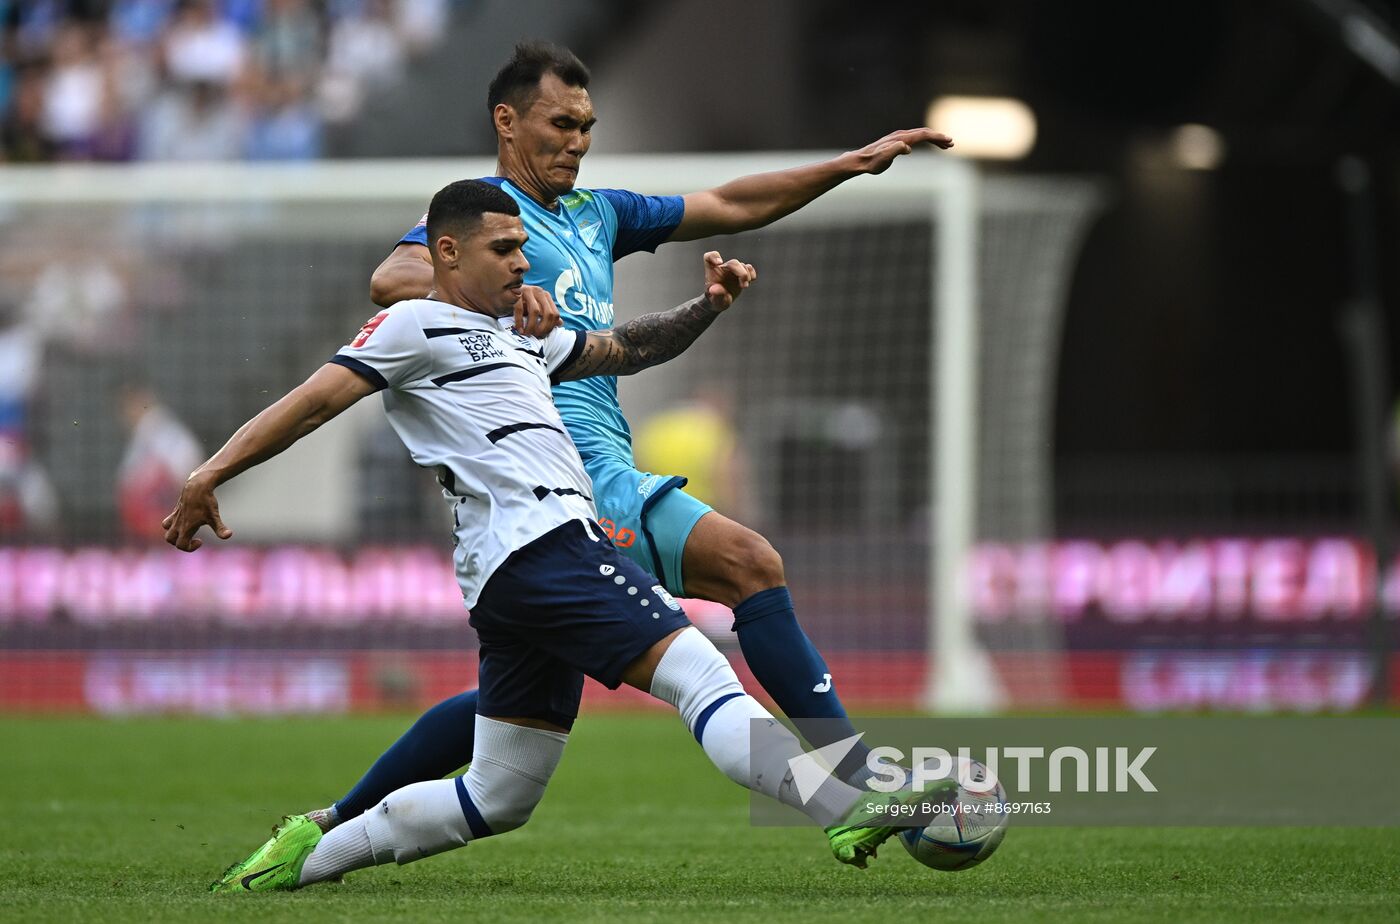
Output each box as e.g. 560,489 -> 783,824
899,755 -> 1008,871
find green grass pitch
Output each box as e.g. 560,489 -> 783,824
2,713 -> 1398,922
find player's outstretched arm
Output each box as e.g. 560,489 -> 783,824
670,127 -> 954,242
370,242 -> 560,336
370,243 -> 433,307
162,363 -> 377,552
556,251 -> 755,382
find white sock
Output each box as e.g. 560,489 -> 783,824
362,777 -> 474,865
300,814 -> 375,885
300,716 -> 567,881
649,627 -> 861,827
461,717 -> 568,835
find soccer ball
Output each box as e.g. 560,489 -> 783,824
899,755 -> 1008,872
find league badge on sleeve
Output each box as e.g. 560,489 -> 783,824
652,585 -> 682,611
350,310 -> 389,348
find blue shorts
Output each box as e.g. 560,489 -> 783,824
470,519 -> 693,730
584,460 -> 713,597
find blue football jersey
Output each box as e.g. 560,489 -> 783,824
399,177 -> 684,466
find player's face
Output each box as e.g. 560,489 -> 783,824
513,73 -> 595,197
457,213 -> 530,318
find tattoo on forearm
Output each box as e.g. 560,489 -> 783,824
567,296 -> 721,378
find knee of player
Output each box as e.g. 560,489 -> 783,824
727,530 -> 785,590
468,771 -> 549,835
485,798 -> 540,835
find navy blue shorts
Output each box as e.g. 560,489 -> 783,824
470,519 -> 692,729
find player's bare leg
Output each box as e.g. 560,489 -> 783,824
676,512 -> 784,606
680,511 -> 871,779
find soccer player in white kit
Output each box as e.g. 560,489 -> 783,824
165,181 -> 948,891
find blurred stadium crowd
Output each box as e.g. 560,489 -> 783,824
0,0 -> 450,162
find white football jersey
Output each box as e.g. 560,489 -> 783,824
332,298 -> 591,606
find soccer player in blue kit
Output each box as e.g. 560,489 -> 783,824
179,181 -> 949,889
312,42 -> 956,830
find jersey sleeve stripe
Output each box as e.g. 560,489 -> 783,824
485,421 -> 567,444
549,330 -> 589,385
431,362 -> 520,387
329,354 -> 388,391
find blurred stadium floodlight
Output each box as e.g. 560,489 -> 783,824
1303,0 -> 1400,86
1168,124 -> 1227,171
925,96 -> 1037,161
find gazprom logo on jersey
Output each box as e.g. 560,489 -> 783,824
553,266 -> 613,325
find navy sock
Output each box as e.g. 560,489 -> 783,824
334,689 -> 479,821
731,587 -> 870,781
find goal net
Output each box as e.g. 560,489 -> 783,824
0,156 -> 1102,714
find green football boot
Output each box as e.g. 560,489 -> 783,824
826,778 -> 960,869
209,814 -> 323,893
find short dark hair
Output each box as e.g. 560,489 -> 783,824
486,41 -> 590,116
425,180 -> 520,245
